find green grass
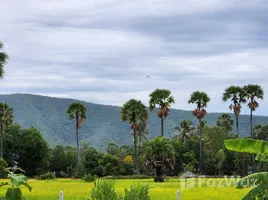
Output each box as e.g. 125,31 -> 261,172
0,178 -> 248,200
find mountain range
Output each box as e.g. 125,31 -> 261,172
1,93 -> 267,151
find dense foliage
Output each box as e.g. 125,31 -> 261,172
1,94 -> 267,152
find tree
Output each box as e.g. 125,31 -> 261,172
253,124 -> 268,141
216,113 -> 234,133
98,154 -> 123,176
222,86 -> 246,137
0,103 -> 14,158
0,42 -> 8,78
149,89 -> 175,136
18,127 -> 50,176
243,84 -> 264,173
121,99 -> 148,175
143,136 -> 175,182
188,91 -> 210,175
67,102 -> 87,176
174,119 -> 195,142
136,121 -> 149,149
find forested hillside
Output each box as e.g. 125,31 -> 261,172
1,94 -> 267,151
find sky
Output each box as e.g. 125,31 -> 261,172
1,0 -> 268,115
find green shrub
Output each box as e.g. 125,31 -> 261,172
88,178 -> 151,200
124,183 -> 151,200
39,172 -> 55,180
89,179 -> 120,200
0,158 -> 8,178
83,173 -> 94,182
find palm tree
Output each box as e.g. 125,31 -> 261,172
121,99 -> 148,175
188,91 -> 210,175
66,102 -> 87,176
136,121 -> 149,149
243,84 -> 264,173
0,103 -> 14,158
174,120 -> 195,142
149,89 -> 175,136
222,86 -> 246,137
216,113 -> 234,133
0,42 -> 8,78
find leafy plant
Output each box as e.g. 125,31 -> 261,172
124,183 -> 151,200
0,168 -> 32,200
83,173 -> 94,182
88,179 -> 151,200
39,172 -> 55,180
225,139 -> 268,200
89,179 -> 120,200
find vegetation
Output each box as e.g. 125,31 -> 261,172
188,91 -> 210,175
0,103 -> 14,158
67,102 -> 87,177
149,89 -> 175,137
0,41 -> 8,78
121,99 -> 148,175
225,139 -> 268,199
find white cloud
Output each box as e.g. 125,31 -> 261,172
0,0 -> 268,115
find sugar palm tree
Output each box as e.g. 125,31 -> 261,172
222,86 -> 246,137
0,103 -> 14,158
66,102 -> 87,176
243,84 -> 264,173
121,99 -> 148,175
216,113 -> 234,133
174,119 -> 195,142
149,89 -> 175,136
0,42 -> 8,78
188,91 -> 210,175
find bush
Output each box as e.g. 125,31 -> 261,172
0,158 -> 8,178
89,179 -> 119,200
88,179 -> 151,200
39,172 -> 56,180
102,175 -> 152,180
83,173 -> 94,182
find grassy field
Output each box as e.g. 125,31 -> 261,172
0,178 -> 249,200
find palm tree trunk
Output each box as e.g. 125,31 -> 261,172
76,115 -> 80,176
236,114 -> 239,137
199,118 -> 203,175
134,130 -> 140,175
250,109 -> 256,173
161,117 -> 164,137
0,124 -> 3,158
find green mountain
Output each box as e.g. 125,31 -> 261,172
0,94 -> 267,151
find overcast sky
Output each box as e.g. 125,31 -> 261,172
1,0 -> 268,115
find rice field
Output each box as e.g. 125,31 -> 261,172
0,178 -> 249,200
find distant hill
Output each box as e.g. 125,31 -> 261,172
0,93 -> 267,151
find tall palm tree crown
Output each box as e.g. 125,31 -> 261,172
0,103 -> 14,158
0,42 -> 8,78
66,102 -> 87,177
149,89 -> 175,136
222,85 -> 246,137
243,84 -> 264,173
121,99 -> 148,175
188,91 -> 210,175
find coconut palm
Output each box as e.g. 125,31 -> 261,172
0,103 -> 13,158
188,91 -> 210,175
136,121 -> 149,149
121,99 -> 148,175
216,113 -> 234,133
243,84 -> 264,173
174,120 -> 195,142
66,102 -> 87,176
0,42 -> 8,78
223,86 -> 246,137
149,89 -> 175,136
